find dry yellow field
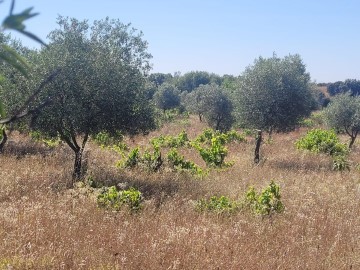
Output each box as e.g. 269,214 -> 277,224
0,115 -> 359,269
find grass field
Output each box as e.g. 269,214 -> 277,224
0,115 -> 359,269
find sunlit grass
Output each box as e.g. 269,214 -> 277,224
0,116 -> 359,269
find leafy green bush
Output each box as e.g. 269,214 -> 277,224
92,131 -> 128,153
30,130 -> 61,148
295,129 -> 348,156
194,128 -> 245,145
196,195 -> 239,214
150,130 -> 189,149
245,181 -> 284,215
295,128 -> 349,171
195,181 -> 284,216
225,129 -> 247,143
167,148 -> 203,175
123,147 -> 141,168
332,155 -> 350,171
192,135 -> 232,167
117,146 -> 163,171
97,186 -> 143,212
142,147 -> 163,171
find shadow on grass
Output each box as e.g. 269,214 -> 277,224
88,168 -> 185,208
268,158 -> 332,172
2,140 -> 56,158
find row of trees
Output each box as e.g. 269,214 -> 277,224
2,12 -> 345,183
327,79 -> 360,96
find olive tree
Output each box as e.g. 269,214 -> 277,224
184,83 -> 233,131
30,16 -> 155,182
324,93 -> 360,148
234,54 -> 315,162
153,82 -> 181,112
176,71 -> 221,92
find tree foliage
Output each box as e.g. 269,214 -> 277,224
324,93 -> 360,148
29,16 -> 155,181
176,71 -> 221,92
327,79 -> 360,96
148,72 -> 173,87
234,54 -> 315,133
184,83 -> 233,131
153,82 -> 181,112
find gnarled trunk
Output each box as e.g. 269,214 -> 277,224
71,133 -> 89,182
59,130 -> 89,186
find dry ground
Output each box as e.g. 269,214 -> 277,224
0,115 -> 360,269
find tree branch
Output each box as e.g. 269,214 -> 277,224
0,69 -> 61,125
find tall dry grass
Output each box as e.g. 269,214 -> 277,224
0,116 -> 360,269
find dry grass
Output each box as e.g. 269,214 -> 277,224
1,117 -> 360,269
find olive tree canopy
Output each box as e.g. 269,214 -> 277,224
30,16 -> 155,181
324,93 -> 360,148
233,54 -> 315,163
234,54 -> 315,134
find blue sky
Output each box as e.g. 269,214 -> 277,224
1,0 -> 359,82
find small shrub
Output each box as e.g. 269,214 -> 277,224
30,130 -> 61,147
192,135 -> 232,167
298,118 -> 315,128
295,128 -> 349,170
123,147 -> 141,168
167,148 -> 203,175
97,186 -> 143,212
93,131 -> 128,153
150,130 -> 189,149
142,147 -> 163,171
332,155 -> 350,171
196,195 -> 239,214
194,128 -> 214,144
245,181 -> 284,215
242,128 -> 256,137
295,128 -> 348,156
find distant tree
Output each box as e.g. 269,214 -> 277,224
143,80 -> 157,100
148,72 -> 173,87
184,84 -> 233,131
202,85 -> 233,131
221,74 -> 239,92
153,82 -> 181,112
234,54 -> 315,162
327,81 -> 348,96
344,79 -> 360,95
324,93 -> 360,148
29,16 -> 155,182
182,85 -> 208,121
327,79 -> 360,96
176,71 -> 222,92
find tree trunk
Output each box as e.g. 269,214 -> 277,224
215,119 -> 221,131
0,129 -> 7,153
349,134 -> 357,148
62,133 -> 89,185
254,130 -> 262,164
268,127 -> 273,141
73,148 -> 84,181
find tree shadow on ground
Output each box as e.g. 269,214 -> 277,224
268,158 -> 332,172
2,140 -> 56,158
89,168 -> 184,208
